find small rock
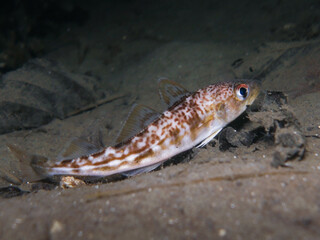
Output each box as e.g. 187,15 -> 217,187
50,220 -> 64,234
272,126 -> 305,167
60,176 -> 86,189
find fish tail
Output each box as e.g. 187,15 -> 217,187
7,144 -> 49,182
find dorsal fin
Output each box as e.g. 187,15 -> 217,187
57,138 -> 103,161
116,104 -> 160,144
158,78 -> 190,107
57,127 -> 105,161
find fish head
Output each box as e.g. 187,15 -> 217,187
212,79 -> 261,123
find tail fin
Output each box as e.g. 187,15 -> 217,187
7,144 -> 49,183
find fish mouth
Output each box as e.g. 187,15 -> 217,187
246,80 -> 261,105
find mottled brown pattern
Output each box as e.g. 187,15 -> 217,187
54,158 -> 82,168
49,80 -> 260,174
215,102 -> 226,120
170,131 -> 186,146
133,149 -> 154,164
54,83 -> 233,171
59,159 -> 72,166
191,114 -> 214,141
72,169 -> 80,174
151,134 -> 160,141
92,161 -> 130,172
55,140 -> 152,168
91,149 -> 106,158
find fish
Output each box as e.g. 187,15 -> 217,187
8,78 -> 260,181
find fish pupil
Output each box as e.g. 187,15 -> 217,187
239,87 -> 247,98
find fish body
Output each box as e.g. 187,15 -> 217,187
10,79 -> 260,178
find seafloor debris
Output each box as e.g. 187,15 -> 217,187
250,91 -> 305,167
218,126 -> 259,151
0,58 -> 105,134
219,90 -> 305,167
273,126 -> 305,167
0,186 -> 29,198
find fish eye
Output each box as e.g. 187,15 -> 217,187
235,84 -> 249,100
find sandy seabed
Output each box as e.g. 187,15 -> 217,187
1,1 -> 320,239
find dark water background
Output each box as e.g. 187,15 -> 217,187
1,0 -> 319,73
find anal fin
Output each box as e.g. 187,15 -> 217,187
122,162 -> 162,177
